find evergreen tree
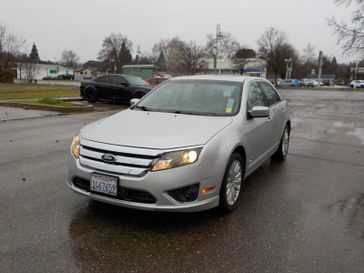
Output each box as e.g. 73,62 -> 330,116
29,43 -> 39,62
156,51 -> 167,71
119,41 -> 132,66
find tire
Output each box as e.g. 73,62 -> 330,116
272,124 -> 290,161
219,153 -> 245,213
132,91 -> 145,99
84,88 -> 97,103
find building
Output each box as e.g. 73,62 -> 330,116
74,67 -> 100,80
307,73 -> 336,86
202,57 -> 267,78
122,64 -> 155,80
14,62 -> 73,80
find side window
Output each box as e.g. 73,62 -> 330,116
260,82 -> 280,106
97,76 -> 111,83
112,76 -> 125,85
247,82 -> 266,110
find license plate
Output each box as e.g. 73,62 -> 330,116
90,174 -> 118,196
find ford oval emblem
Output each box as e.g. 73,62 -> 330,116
101,153 -> 116,162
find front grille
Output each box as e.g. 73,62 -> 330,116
78,141 -> 160,177
72,177 -> 157,204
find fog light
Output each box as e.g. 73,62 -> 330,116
202,186 -> 216,193
167,183 -> 199,203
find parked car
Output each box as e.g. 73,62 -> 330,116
58,74 -> 75,80
80,74 -> 152,103
68,75 -> 290,212
303,79 -> 319,87
350,80 -> 364,88
145,77 -> 169,87
278,79 -> 302,87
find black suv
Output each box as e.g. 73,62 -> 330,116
80,74 -> 152,103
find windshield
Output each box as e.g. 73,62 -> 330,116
134,79 -> 243,116
123,75 -> 148,86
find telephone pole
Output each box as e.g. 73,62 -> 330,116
317,51 -> 323,88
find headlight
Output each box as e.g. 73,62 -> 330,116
71,134 -> 80,158
151,148 -> 202,171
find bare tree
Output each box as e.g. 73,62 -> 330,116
182,41 -> 206,75
235,48 -> 256,75
98,33 -> 133,72
257,27 -> 297,84
0,23 -> 25,55
0,23 -> 26,69
164,37 -> 186,75
329,0 -> 364,55
206,32 -> 240,60
152,39 -> 168,62
24,62 -> 40,83
61,50 -> 80,73
302,43 -> 317,75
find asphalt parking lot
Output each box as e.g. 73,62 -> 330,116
1,89 -> 364,273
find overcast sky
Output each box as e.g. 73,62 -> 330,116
0,0 -> 356,63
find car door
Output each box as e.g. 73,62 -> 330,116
244,81 -> 272,169
259,81 -> 286,150
96,76 -> 115,98
112,76 -> 129,101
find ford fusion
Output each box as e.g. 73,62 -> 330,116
68,75 -> 290,212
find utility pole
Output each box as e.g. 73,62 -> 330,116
317,51 -> 323,88
354,60 -> 359,80
213,24 -> 223,72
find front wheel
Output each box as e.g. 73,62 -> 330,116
219,153 -> 245,212
84,88 -> 98,103
272,124 -> 290,161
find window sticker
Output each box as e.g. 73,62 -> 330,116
225,98 -> 234,113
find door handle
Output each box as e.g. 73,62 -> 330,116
282,107 -> 286,113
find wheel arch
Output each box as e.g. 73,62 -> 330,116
131,89 -> 147,98
230,145 -> 247,177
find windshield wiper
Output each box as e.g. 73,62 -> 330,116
173,110 -> 217,116
134,105 -> 150,111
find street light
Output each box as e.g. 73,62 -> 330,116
285,58 -> 292,80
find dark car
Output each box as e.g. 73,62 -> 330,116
58,74 -> 75,80
80,74 -> 152,103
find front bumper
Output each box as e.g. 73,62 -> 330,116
67,154 -> 221,212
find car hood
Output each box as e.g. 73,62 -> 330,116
80,109 -> 233,149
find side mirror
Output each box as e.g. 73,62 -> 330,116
121,82 -> 128,87
130,98 -> 140,106
249,106 -> 270,118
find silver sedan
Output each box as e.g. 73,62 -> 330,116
68,75 -> 290,212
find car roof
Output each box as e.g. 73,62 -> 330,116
171,75 -> 264,83
97,74 -> 139,78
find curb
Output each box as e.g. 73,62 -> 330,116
0,102 -> 93,113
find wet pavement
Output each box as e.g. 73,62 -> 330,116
0,89 -> 364,273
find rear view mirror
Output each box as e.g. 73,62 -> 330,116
130,98 -> 140,106
249,106 -> 270,118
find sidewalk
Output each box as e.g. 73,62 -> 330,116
0,106 -> 58,122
